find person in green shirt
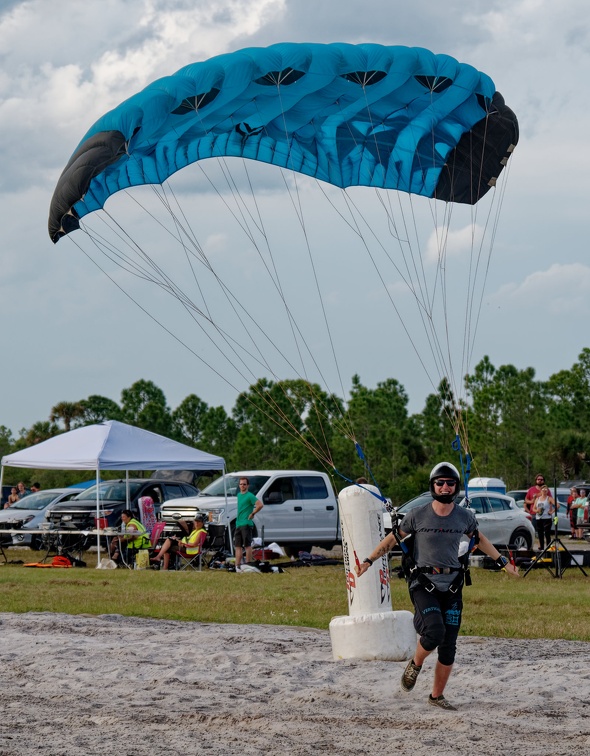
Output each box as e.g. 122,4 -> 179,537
234,477 -> 263,571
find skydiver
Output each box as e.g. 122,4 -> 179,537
356,462 -> 519,710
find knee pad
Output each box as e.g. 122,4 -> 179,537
419,622 -> 446,653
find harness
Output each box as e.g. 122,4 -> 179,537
393,527 -> 479,594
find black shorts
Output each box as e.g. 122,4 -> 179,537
234,525 -> 254,548
410,585 -> 463,666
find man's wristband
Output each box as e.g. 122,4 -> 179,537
363,557 -> 373,566
495,555 -> 509,568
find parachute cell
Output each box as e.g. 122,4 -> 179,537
48,42 -> 518,243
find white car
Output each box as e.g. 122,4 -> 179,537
385,490 -> 535,550
0,488 -> 84,550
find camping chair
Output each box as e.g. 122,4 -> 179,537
138,496 -> 157,534
144,521 -> 166,565
121,521 -> 162,569
174,528 -> 208,571
200,524 -> 228,569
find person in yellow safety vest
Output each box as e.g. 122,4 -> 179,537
151,513 -> 208,570
110,509 -> 151,562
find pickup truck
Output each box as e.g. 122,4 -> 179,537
159,470 -> 341,556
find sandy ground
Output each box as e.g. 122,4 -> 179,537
0,613 -> 589,756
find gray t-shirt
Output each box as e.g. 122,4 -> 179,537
402,501 -> 478,591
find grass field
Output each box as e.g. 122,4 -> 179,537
1,548 -> 589,641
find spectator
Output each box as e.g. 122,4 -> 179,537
16,481 -> 28,500
567,487 -> 578,539
524,474 -> 545,516
572,489 -> 588,540
151,514 -> 207,570
109,510 -> 150,562
533,485 -> 555,551
234,477 -> 263,571
4,487 -> 19,508
30,483 -> 41,493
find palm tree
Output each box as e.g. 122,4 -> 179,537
49,401 -> 85,432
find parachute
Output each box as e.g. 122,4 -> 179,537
47,43 -> 518,475
48,42 -> 517,243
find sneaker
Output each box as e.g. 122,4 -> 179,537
400,659 -> 422,692
428,694 -> 457,711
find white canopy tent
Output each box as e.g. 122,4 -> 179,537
0,420 -> 226,561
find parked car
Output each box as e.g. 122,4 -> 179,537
506,488 -> 571,534
160,470 -> 341,555
0,488 -> 84,549
46,478 -> 200,537
384,490 -> 534,550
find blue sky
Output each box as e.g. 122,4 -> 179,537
2,0 -> 589,435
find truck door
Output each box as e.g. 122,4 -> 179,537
294,475 -> 336,541
259,476 -> 300,542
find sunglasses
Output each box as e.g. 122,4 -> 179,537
433,478 -> 457,487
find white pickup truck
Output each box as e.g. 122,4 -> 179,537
159,470 -> 341,555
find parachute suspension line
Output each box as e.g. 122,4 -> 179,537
71,229 -> 341,468
223,160 -> 355,454
467,155 -> 515,373
452,432 -> 472,501
130,154 -> 353,461
110,201 -> 349,462
404,116 -> 467,408
86,205 -> 320,408
193,142 -> 354,454
330,188 -> 451,398
276,172 -> 356,445
81,213 -> 289,388
316,177 -> 455,398
318,176 -> 482,452
152,183 -> 214,323
262,95 -> 357,450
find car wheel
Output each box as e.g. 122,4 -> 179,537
30,534 -> 43,551
509,529 -> 532,550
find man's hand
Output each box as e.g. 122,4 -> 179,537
355,561 -> 371,578
504,562 -> 520,577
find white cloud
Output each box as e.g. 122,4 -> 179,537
493,263 -> 590,315
424,223 -> 486,266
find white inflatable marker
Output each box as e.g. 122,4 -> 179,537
329,484 -> 416,661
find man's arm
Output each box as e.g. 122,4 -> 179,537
475,532 -> 519,576
355,531 -> 398,576
249,499 -> 263,520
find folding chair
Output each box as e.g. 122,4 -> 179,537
174,528 -> 207,571
200,524 -> 228,568
144,521 -> 166,565
138,496 -> 157,534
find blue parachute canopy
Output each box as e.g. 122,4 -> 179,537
49,42 -> 518,242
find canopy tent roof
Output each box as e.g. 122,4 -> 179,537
1,420 -> 225,472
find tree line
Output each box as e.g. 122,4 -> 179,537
2,350 -> 590,505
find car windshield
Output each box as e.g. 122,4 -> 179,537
200,475 -> 270,497
6,491 -> 61,511
73,481 -> 143,501
396,490 -> 468,515
395,492 -> 432,515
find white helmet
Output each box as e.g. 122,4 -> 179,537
429,462 -> 460,503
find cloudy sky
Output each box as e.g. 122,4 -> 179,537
2,0 -> 590,437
